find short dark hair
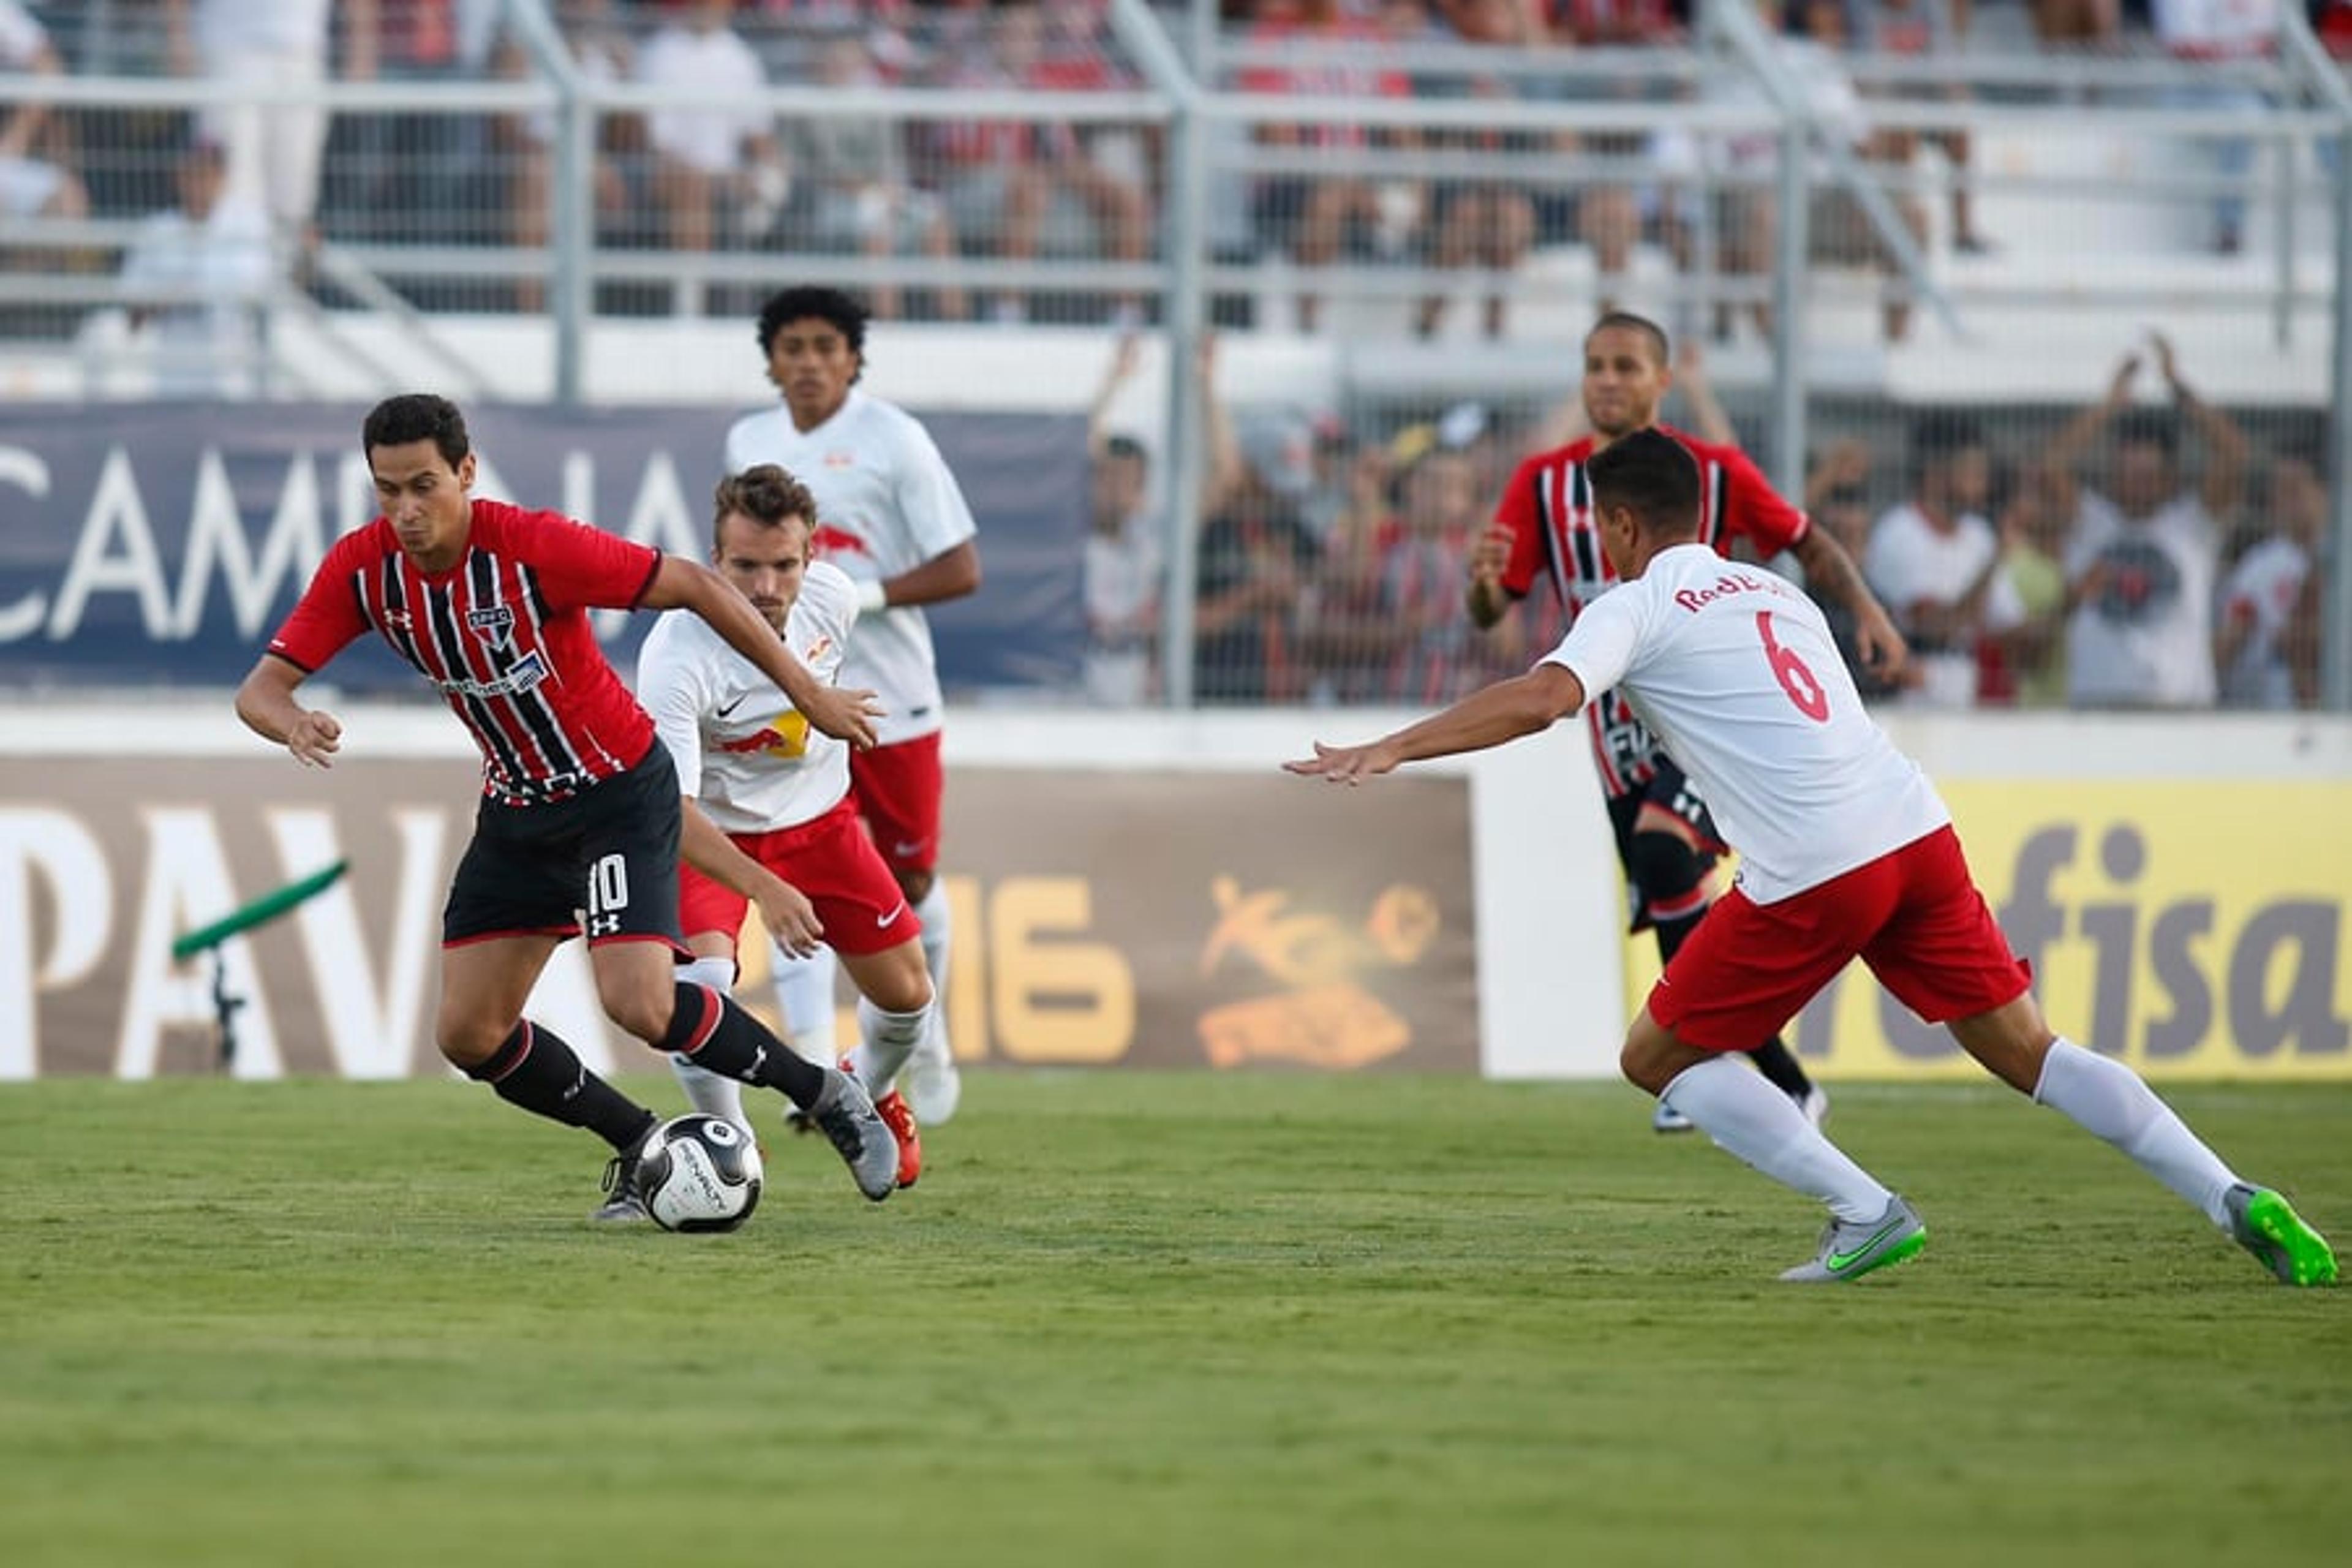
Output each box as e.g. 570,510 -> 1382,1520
756,285 -> 869,363
1104,434 -> 1148,464
712,463 -> 818,549
1585,311 -> 1670,366
362,394 -> 470,469
2113,409 -> 2179,458
1585,428 -> 1702,539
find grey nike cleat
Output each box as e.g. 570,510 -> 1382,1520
810,1066 -> 899,1202
1779,1195 -> 1927,1284
2223,1183 -> 2337,1286
592,1146 -> 650,1224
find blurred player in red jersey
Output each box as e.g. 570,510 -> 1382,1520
1297,429 -> 2334,1287
1468,313 -> 1908,1132
725,287 -> 981,1125
235,394 -> 902,1217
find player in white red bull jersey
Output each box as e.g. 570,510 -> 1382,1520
1291,428 -> 2335,1287
636,464 -> 933,1190
1469,311 -> 1905,1133
724,286 -> 979,1124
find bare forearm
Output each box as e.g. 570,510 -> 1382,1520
679,799 -> 773,900
1793,529 -> 1886,620
235,660 -> 306,744
1381,671 -> 1574,765
1466,579 -> 1515,630
879,540 -> 981,609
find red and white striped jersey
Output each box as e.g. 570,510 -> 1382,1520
267,499 -> 663,804
1490,422 -> 1811,798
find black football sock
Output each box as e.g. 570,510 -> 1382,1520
467,1020 -> 657,1153
1749,1035 -> 1817,1099
663,981 -> 826,1110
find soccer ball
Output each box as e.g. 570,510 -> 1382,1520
636,1114 -> 763,1233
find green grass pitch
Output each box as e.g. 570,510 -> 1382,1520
1,1072 -> 2346,1568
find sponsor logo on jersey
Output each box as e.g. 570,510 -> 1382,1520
810,523 -> 868,559
717,726 -> 793,755
429,649 -> 547,699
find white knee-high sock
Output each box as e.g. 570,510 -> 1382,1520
2033,1038 -> 2239,1227
770,943 -> 839,1065
1662,1057 -> 1893,1224
912,880 -> 953,1062
852,996 -> 932,1096
669,957 -> 747,1131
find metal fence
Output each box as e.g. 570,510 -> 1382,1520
2,0 -> 2345,713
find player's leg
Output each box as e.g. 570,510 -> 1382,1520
1627,782 -> 1824,1128
584,753 -> 896,1202
668,862 -> 754,1133
769,945 -> 841,1065
855,734 -> 961,1123
842,941 -> 932,1189
1625,869 -> 1923,1283
1875,829 -> 2335,1286
437,810 -> 663,1221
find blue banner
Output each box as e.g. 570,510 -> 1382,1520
0,402 -> 1086,692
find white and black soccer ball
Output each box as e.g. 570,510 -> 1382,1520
636,1114 -> 763,1233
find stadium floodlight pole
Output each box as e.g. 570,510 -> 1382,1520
2278,8 -> 2352,710
1110,0 -> 1208,709
170,861 -> 349,1072
502,0 -> 589,408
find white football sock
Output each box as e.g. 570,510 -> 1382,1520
770,943 -> 839,1065
2032,1038 -> 2239,1227
669,957 -> 747,1131
851,996 -> 931,1096
1662,1056 -> 1893,1224
912,880 -> 953,1065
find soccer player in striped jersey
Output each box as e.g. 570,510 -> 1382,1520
1295,429 -> 2334,1287
1468,312 -> 1904,1132
235,393 -> 903,1217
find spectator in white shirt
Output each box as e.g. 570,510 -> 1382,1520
2215,448 -> 2326,709
2043,336 -> 2247,709
1863,417 -> 2026,708
636,0 -> 785,260
162,0 -> 354,262
1,0 -> 91,245
116,135 -> 274,398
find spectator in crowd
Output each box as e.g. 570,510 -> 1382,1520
636,0 -> 786,265
162,0 -> 355,267
2043,335 -> 2245,709
1026,0 -> 1156,326
1538,0 -> 1695,320
780,29 -> 967,322
116,135 -> 274,398
1855,0 -> 1996,257
1232,0 -> 1422,334
921,2 -> 1058,323
1411,0 -> 1544,341
0,0 -> 91,260
1082,333 -> 1170,705
1983,459 -> 2076,707
1373,439 -> 1513,702
1863,417 -> 2027,707
1802,437 -> 1909,701
1196,391 -> 1321,704
2150,0 -> 2275,256
2215,447 -> 2327,708
336,0 -> 507,251
494,0 -> 635,314
2027,0 -> 2122,48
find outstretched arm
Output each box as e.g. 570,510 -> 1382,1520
2153,334 -> 2248,519
642,556 -> 880,749
1285,664 -> 1586,784
2043,352 -> 2137,477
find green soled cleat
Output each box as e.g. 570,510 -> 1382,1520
2224,1184 -> 2337,1287
1779,1196 -> 1927,1284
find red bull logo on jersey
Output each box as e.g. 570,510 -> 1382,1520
1673,571 -> 1796,614
810,523 -> 867,560
715,709 -> 810,760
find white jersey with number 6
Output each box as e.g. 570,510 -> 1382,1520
1542,544 -> 1950,904
636,560 -> 861,835
724,389 -> 978,747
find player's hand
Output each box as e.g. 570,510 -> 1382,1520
1852,605 -> 1909,677
1469,523 -> 1512,589
2149,330 -> 2180,388
285,709 -> 342,769
802,685 -> 884,750
754,878 -> 826,959
1283,739 -> 1399,786
2108,353 -> 2140,405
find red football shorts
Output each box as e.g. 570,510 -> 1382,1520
850,730 -> 944,875
677,796 -> 922,960
1646,824 -> 2032,1052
